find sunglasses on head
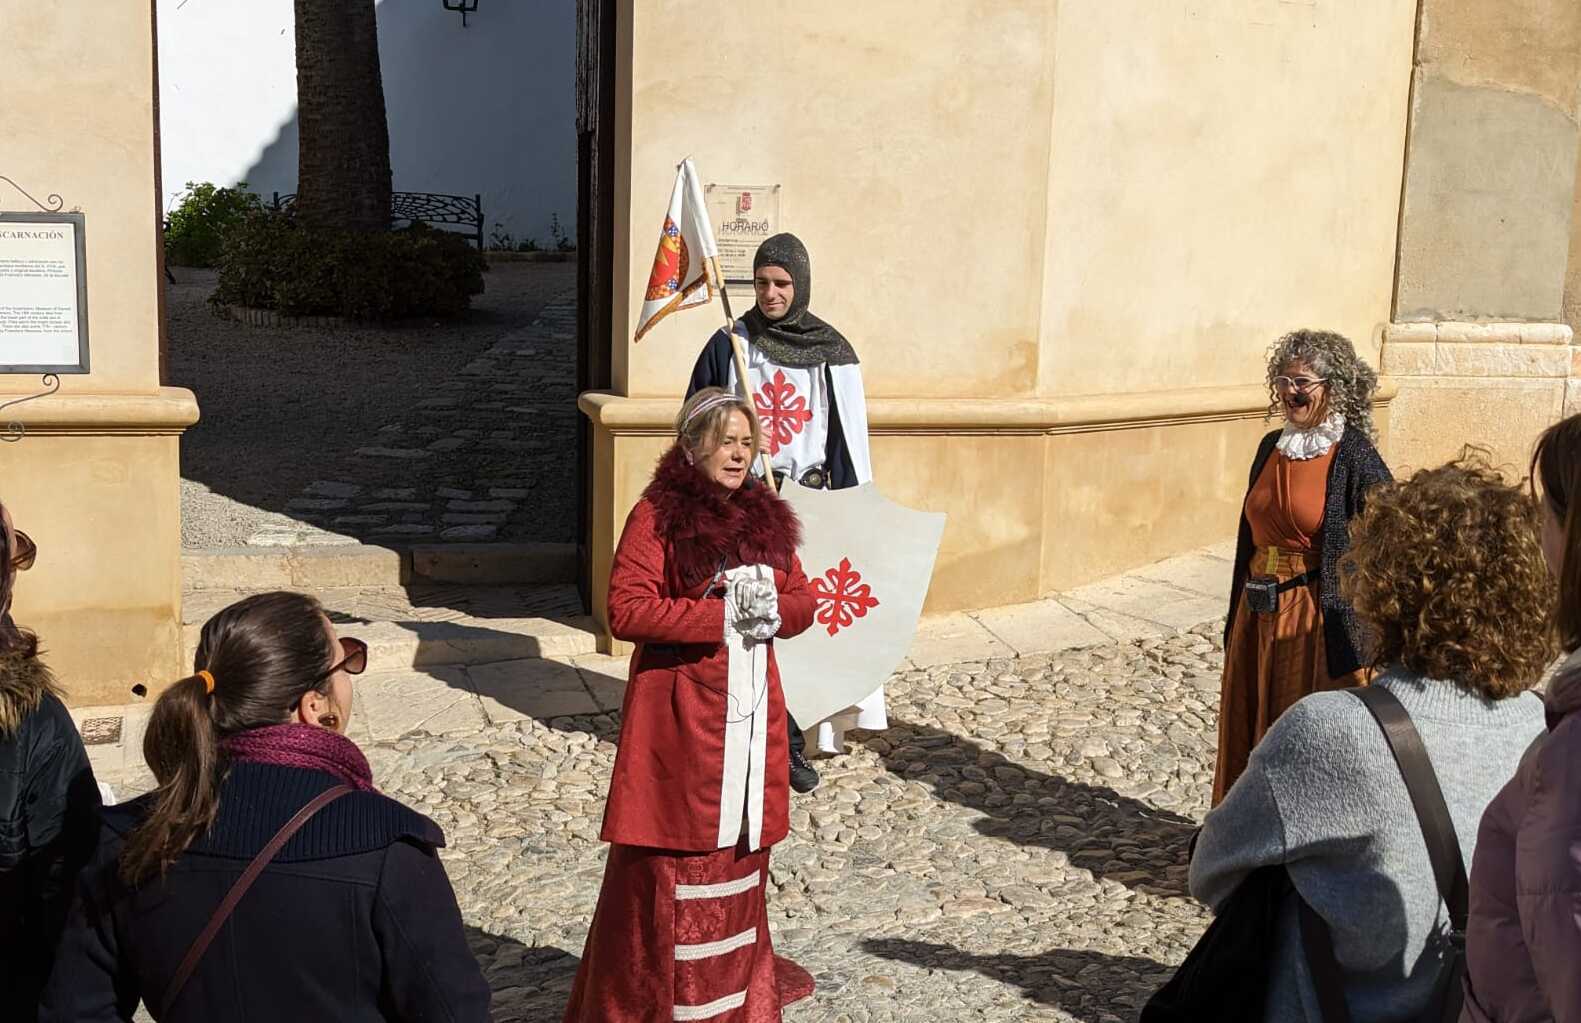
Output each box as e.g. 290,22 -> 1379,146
10,531 -> 35,572
317,636 -> 368,682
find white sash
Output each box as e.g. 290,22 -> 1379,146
716,564 -> 770,851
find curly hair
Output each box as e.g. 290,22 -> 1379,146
1341,453 -> 1555,698
1265,329 -> 1379,440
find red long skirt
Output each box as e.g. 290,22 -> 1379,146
563,840 -> 814,1022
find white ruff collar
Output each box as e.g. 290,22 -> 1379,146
1277,413 -> 1345,460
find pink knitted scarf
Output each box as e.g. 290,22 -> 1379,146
223,723 -> 375,791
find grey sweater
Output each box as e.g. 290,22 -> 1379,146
1189,671 -> 1543,1021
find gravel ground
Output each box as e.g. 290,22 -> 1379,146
169,261 -> 576,548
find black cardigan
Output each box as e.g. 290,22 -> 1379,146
1225,427 -> 1392,679
688,327 -> 863,490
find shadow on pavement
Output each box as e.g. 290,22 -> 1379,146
861,938 -> 1170,1023
861,719 -> 1199,897
464,926 -> 580,1023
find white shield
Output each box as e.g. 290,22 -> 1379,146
774,480 -> 946,727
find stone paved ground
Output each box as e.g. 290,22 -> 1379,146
170,261 -> 578,549
243,297 -> 580,548
330,625 -> 1221,1022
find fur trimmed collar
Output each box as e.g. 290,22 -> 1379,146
644,445 -> 802,591
0,651 -> 59,734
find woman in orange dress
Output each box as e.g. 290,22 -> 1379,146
1211,329 -> 1391,805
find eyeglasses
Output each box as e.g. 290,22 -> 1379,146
1272,376 -> 1327,394
316,636 -> 368,682
10,531 -> 35,572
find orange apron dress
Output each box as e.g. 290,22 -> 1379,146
1211,446 -> 1368,806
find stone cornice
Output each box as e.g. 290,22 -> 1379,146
579,382 -> 1399,437
0,387 -> 200,436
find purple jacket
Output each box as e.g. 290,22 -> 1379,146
1463,653 -> 1581,1022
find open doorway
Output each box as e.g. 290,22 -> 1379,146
574,0 -> 616,612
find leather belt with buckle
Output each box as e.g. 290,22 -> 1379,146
771,464 -> 831,490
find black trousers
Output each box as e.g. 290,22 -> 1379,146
787,711 -> 806,758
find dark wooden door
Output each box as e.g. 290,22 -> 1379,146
575,0 -> 616,613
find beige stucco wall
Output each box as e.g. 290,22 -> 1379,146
1395,0 -> 1581,322
1386,0 -> 1581,479
618,1 -> 1058,400
1566,140 -> 1581,336
586,1 -> 1418,643
2,3 -> 198,706
1039,2 -> 1414,395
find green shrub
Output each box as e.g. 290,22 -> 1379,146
165,181 -> 263,268
212,213 -> 486,320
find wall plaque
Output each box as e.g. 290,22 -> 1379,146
0,212 -> 88,373
705,184 -> 780,284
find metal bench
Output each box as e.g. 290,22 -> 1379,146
270,191 -> 485,250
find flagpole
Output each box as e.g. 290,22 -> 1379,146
707,255 -> 778,494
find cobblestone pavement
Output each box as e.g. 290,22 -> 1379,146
344,623 -> 1224,1022
241,296 -> 580,548
170,262 -> 579,549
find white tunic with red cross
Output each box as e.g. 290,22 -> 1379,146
726,341 -> 885,752
724,343 -> 873,488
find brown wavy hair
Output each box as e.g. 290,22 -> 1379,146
120,591 -> 341,883
1532,414 -> 1581,652
1341,452 -> 1555,698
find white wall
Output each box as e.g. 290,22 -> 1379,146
157,0 -> 575,246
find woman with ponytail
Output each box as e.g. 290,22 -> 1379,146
41,591 -> 489,1022
0,500 -> 100,1022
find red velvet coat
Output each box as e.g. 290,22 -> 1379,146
601,447 -> 815,852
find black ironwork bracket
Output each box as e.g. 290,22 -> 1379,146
0,175 -> 70,439
0,375 -> 61,442
0,176 -> 64,213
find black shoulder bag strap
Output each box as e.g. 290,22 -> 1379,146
159,783 -> 354,1016
1299,686 -> 1468,1023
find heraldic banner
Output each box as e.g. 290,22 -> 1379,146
633,157 -> 717,342
774,481 -> 946,727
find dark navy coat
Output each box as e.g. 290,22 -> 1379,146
40,762 -> 489,1022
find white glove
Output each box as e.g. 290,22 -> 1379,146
724,572 -> 780,642
730,575 -> 779,622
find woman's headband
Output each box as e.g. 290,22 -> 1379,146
681,392 -> 743,431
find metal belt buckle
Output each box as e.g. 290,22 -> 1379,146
797,464 -> 829,490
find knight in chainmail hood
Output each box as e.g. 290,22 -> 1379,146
687,232 -> 886,776
737,233 -> 860,369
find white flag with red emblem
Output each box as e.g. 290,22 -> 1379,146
773,481 -> 946,727
633,158 -> 718,342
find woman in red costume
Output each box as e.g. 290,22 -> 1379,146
564,387 -> 817,1022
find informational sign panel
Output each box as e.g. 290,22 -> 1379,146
0,212 -> 89,373
705,184 -> 780,284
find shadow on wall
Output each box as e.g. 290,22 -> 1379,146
245,0 -> 575,244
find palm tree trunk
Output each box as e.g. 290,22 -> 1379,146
292,0 -> 392,233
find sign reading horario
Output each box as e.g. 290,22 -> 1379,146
705,184 -> 780,284
0,212 -> 89,373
